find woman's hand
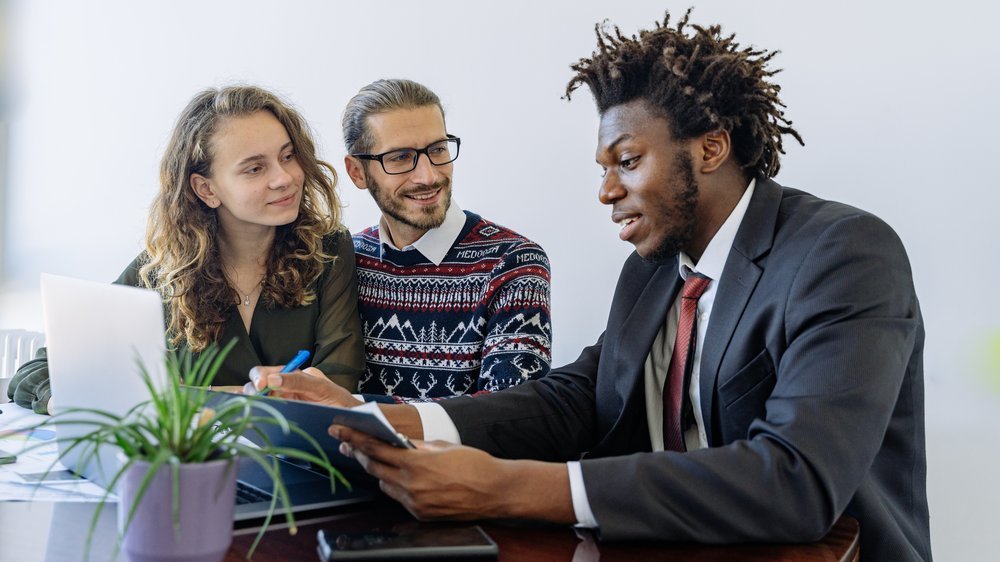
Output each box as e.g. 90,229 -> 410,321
249,365 -> 363,408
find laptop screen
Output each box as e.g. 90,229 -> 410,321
40,273 -> 166,488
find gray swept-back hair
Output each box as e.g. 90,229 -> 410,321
341,78 -> 445,155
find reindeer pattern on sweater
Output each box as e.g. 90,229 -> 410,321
353,211 -> 552,402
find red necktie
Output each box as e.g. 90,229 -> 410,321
663,273 -> 711,452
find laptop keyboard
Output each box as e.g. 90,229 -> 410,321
235,481 -> 273,505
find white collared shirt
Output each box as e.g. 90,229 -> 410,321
377,200 -> 466,266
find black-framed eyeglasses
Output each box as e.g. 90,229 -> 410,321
352,135 -> 461,175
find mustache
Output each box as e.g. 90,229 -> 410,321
400,178 -> 450,196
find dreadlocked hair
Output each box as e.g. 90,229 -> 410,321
566,8 -> 804,178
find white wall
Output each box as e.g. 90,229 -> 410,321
2,1 -> 998,558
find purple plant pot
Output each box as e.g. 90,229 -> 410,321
117,456 -> 238,562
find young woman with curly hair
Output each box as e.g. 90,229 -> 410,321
9,85 -> 364,412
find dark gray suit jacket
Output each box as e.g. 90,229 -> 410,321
440,178 -> 930,561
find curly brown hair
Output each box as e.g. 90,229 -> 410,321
566,9 -> 804,179
139,85 -> 344,351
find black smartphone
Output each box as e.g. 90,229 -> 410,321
317,524 -> 498,560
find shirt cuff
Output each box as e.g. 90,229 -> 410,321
567,461 -> 599,528
411,402 -> 462,444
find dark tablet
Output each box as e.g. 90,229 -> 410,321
203,389 -> 414,460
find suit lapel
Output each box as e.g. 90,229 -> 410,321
613,263 -> 682,404
594,260 -> 681,454
699,178 -> 782,444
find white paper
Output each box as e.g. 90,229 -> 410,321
0,404 -> 116,502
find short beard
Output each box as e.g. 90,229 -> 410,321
366,175 -> 451,231
642,153 -> 699,264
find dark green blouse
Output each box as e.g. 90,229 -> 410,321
7,231 -> 364,413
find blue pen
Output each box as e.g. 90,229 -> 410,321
258,349 -> 311,396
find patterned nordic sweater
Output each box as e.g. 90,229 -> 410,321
353,211 -> 551,402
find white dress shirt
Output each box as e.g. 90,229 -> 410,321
376,200 -> 466,266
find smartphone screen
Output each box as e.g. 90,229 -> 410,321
317,524 -> 498,560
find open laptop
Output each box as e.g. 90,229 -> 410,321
40,273 -> 372,521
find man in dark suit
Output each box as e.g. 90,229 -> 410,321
259,10 -> 930,561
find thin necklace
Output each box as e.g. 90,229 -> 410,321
225,265 -> 265,307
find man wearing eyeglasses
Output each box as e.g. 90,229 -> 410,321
337,78 -> 551,403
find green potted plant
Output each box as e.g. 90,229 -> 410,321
25,340 -> 348,561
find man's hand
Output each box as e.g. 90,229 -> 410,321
249,365 -> 363,408
331,425 -> 576,524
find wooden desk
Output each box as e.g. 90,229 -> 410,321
0,405 -> 859,561
0,499 -> 858,561
230,498 -> 860,562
